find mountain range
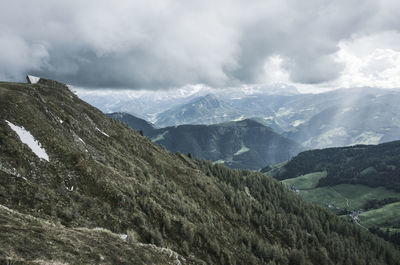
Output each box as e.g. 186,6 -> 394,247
81,86 -> 400,150
2,79 -> 400,264
108,112 -> 303,170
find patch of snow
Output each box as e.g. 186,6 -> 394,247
233,115 -> 245,121
276,107 -> 294,117
66,84 -> 78,94
58,117 -> 64,124
78,137 -> 85,144
152,131 -> 168,142
6,120 -> 49,161
263,116 -> 274,120
291,120 -> 305,127
244,186 -> 251,197
120,234 -> 128,241
341,107 -> 353,114
304,127 -> 348,148
66,185 -> 74,192
352,132 -> 384,145
96,127 -> 109,137
234,143 -> 250,156
27,75 -> 40,84
147,113 -> 159,124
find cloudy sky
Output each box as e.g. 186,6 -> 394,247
1,0 -> 400,92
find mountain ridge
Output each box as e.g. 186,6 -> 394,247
82,86 -> 400,149
1,79 -> 399,264
108,112 -> 303,170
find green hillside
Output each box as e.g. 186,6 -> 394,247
300,184 -> 400,211
359,202 -> 400,229
0,79 -> 399,264
269,142 -> 400,191
283,171 -> 327,189
282,172 -> 400,210
267,144 -> 400,246
0,204 -> 185,265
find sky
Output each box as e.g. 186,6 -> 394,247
1,0 -> 400,92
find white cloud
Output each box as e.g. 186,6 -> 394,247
0,0 -> 399,90
0,30 -> 49,80
262,55 -> 290,84
334,31 -> 400,89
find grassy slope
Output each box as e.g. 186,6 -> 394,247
270,141 -> 400,191
280,171 -> 400,230
359,202 -> 400,228
283,171 -> 327,189
0,205 -> 182,265
300,184 -> 400,211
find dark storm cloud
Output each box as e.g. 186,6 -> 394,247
0,0 -> 399,89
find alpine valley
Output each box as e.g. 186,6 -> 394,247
2,79 -> 400,264
263,141 -> 400,246
80,86 -> 400,150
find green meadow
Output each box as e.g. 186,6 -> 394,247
359,202 -> 400,229
282,171 -> 400,231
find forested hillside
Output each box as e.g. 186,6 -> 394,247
268,141 -> 400,191
264,141 -> 400,246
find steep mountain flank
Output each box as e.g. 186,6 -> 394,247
108,112 -> 303,170
0,205 -> 186,265
154,119 -> 302,170
0,79 -> 399,264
